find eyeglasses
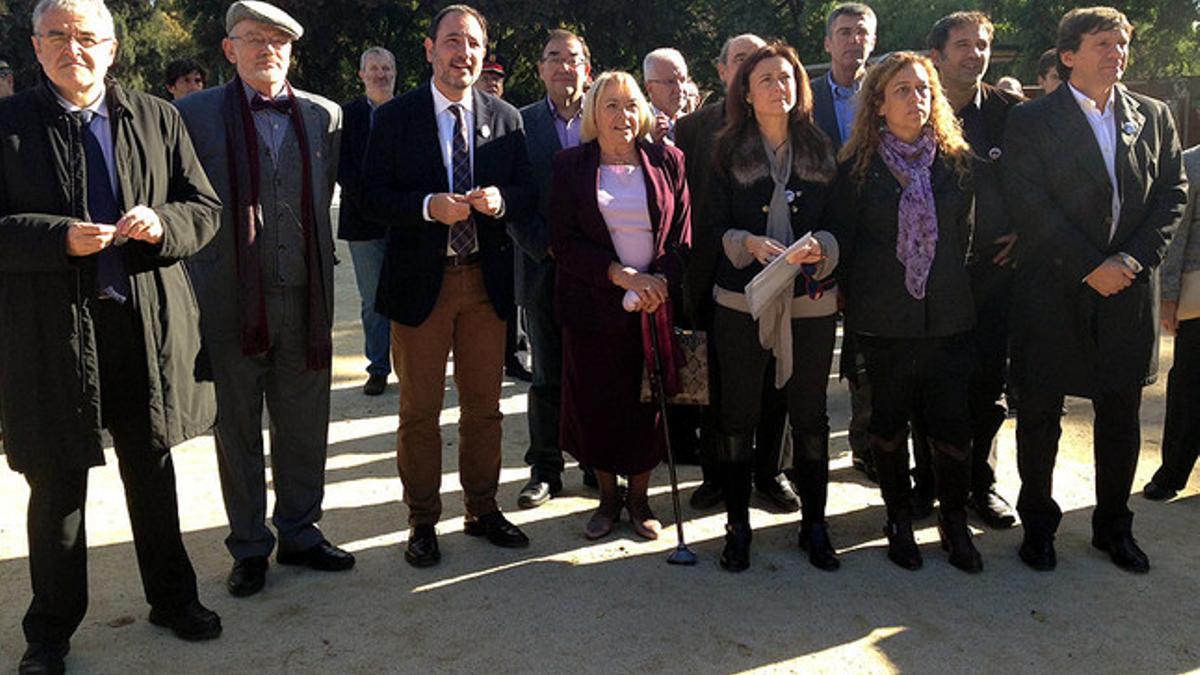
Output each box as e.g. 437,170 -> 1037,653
541,55 -> 586,68
36,31 -> 113,50
229,33 -> 292,51
0,68 -> 11,77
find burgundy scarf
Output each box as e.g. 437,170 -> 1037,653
221,77 -> 331,369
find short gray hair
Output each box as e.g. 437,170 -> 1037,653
825,2 -> 876,37
716,33 -> 764,66
31,0 -> 115,37
359,46 -> 395,71
643,47 -> 687,82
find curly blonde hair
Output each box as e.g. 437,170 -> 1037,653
838,51 -> 971,186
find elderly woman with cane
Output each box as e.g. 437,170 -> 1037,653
833,52 -> 979,572
549,71 -> 691,540
703,42 -> 840,572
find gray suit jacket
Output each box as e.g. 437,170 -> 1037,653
509,98 -> 562,307
176,86 -> 342,342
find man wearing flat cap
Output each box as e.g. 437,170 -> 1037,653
177,0 -> 351,598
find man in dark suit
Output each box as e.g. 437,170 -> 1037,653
339,46 -> 396,396
178,0 -> 355,598
1003,6 -> 1187,573
676,33 -> 802,514
812,3 -> 880,485
362,4 -> 536,568
2,0 -> 223,670
510,29 -> 590,508
927,10 -> 1022,529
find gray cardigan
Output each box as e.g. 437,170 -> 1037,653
1162,145 -> 1200,301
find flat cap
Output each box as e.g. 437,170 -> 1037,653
226,1 -> 304,40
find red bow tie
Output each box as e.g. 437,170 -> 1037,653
249,94 -> 293,114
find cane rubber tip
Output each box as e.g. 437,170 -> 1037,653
667,547 -> 698,566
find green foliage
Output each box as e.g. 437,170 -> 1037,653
1,0 -> 1196,105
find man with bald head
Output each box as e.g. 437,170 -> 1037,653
177,0 -> 352,599
643,47 -> 689,143
3,0 -> 224,669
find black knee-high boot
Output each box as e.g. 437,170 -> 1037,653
871,430 -> 922,570
716,434 -> 754,572
795,433 -> 838,571
928,438 -> 982,573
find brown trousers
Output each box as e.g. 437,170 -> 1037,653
391,264 -> 506,527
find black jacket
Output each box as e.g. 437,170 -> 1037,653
708,130 -> 837,296
0,81 -> 220,473
833,152 -> 976,339
959,83 -> 1022,267
675,100 -> 725,325
337,96 -> 383,241
1003,83 -> 1187,394
361,83 -> 536,325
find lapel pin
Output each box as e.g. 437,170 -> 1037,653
480,124 -> 491,139
761,205 -> 770,214
785,189 -> 797,203
988,147 -> 1002,161
1122,120 -> 1138,135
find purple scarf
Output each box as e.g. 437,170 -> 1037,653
878,128 -> 938,299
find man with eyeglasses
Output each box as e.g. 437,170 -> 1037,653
0,56 -> 13,97
675,33 -> 804,516
2,0 -> 224,670
177,0 -> 353,599
642,47 -> 689,143
510,29 -> 591,508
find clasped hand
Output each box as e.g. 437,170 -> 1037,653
66,205 -> 163,257
428,187 -> 503,225
611,264 -> 668,313
1084,256 -> 1136,297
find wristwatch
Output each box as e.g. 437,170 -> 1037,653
1116,252 -> 1143,274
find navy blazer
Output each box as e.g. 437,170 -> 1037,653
337,96 -> 382,241
509,98 -> 562,307
361,83 -> 536,325
550,140 -> 691,335
811,74 -> 844,150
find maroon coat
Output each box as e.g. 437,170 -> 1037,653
549,139 -> 691,474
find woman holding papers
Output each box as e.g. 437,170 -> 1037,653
549,71 -> 691,541
832,52 -> 979,573
705,42 -> 840,572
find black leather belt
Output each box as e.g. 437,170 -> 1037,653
445,252 -> 480,267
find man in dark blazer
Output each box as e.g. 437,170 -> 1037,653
677,33 -> 804,514
178,0 -> 354,598
339,46 -> 396,396
927,10 -> 1022,530
2,1 -> 222,670
1003,6 -> 1187,574
362,4 -> 536,568
509,29 -> 590,508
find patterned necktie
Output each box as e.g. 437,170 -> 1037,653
448,104 -> 477,255
79,110 -> 129,302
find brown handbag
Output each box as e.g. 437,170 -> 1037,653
640,327 -> 710,406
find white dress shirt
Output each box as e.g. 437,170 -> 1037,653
422,80 -> 475,226
1068,83 -> 1121,241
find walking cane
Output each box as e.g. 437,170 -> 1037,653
647,308 -> 698,566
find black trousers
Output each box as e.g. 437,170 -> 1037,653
859,333 -> 974,521
1152,318 -> 1200,491
23,299 -> 198,646
713,307 -> 835,518
521,291 -> 564,482
1016,382 -> 1142,539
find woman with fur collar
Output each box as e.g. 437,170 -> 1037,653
704,42 -> 841,573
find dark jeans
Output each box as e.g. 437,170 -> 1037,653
347,238 -> 391,377
1016,383 -> 1142,539
858,333 -> 974,521
521,292 -> 564,482
23,299 -> 198,646
1152,318 -> 1200,491
714,307 -> 835,519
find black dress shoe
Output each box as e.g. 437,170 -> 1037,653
363,373 -> 388,396
1143,480 -> 1178,502
148,599 -> 222,641
227,556 -> 268,597
277,540 -> 356,571
1018,535 -> 1057,571
505,357 -> 533,382
969,488 -> 1018,529
1092,532 -> 1150,574
720,522 -> 752,572
405,525 -> 440,567
19,643 -> 68,675
884,521 -> 923,570
798,521 -> 840,571
689,480 -> 724,509
756,473 -> 801,513
517,478 -> 562,509
465,511 -> 530,548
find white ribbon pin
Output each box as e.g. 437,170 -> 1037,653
480,124 -> 491,139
